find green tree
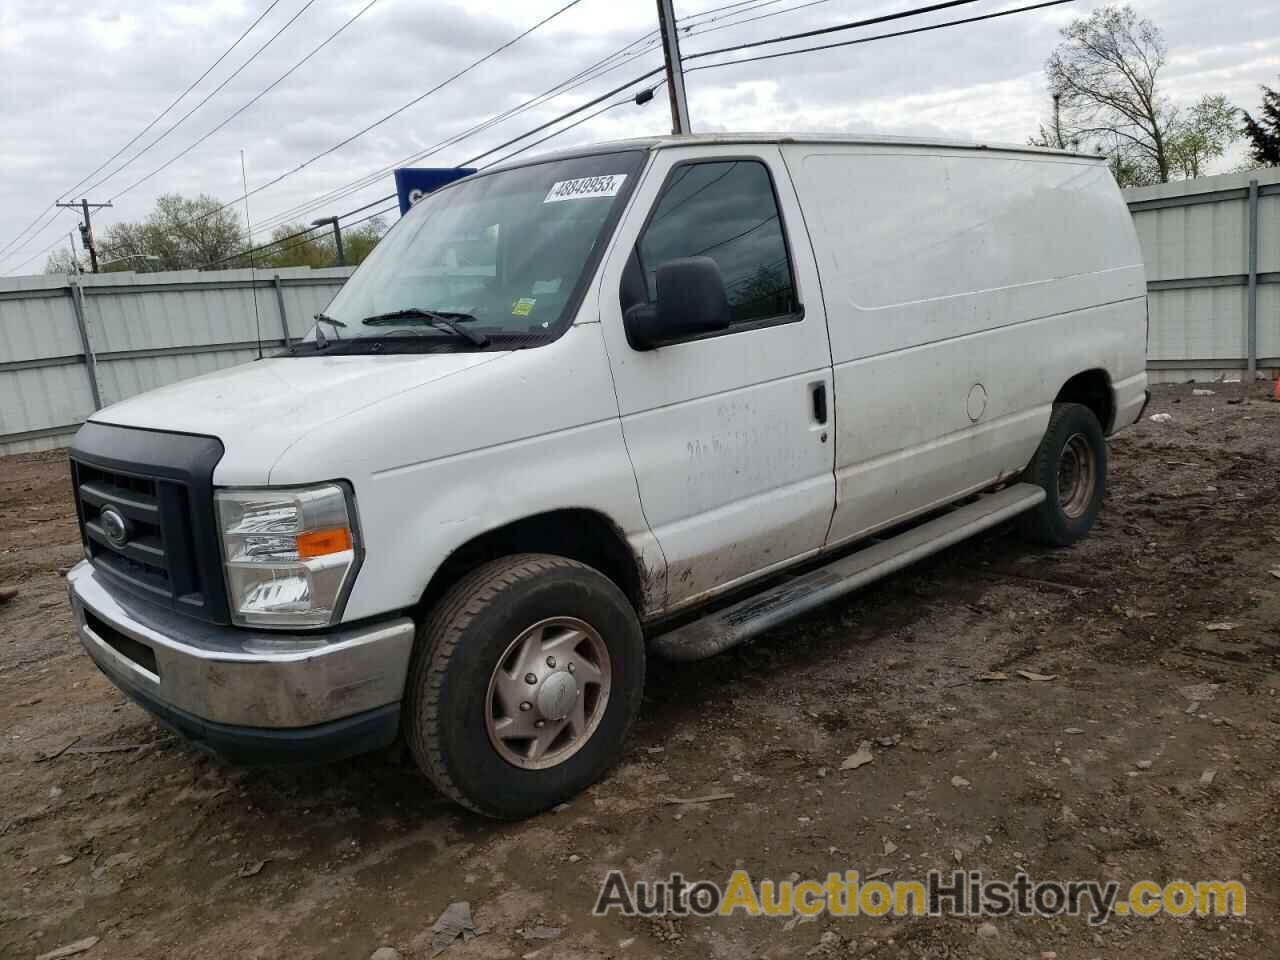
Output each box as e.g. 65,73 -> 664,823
261,217 -> 389,269
1241,78 -> 1280,167
344,217 -> 388,265
1168,95 -> 1239,179
98,194 -> 247,271
262,223 -> 335,269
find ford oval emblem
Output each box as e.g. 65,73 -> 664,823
100,505 -> 131,548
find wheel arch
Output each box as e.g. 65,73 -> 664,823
416,508 -> 649,619
1055,368 -> 1115,434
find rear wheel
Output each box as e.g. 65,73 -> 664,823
404,554 -> 645,819
1020,402 -> 1107,546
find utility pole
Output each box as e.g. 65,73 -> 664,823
655,0 -> 691,134
56,198 -> 112,273
311,216 -> 345,266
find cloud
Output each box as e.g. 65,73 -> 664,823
1,0 -> 1277,273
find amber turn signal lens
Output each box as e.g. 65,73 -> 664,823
295,527 -> 353,559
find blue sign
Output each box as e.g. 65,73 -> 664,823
394,167 -> 475,215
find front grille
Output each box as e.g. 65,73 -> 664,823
73,462 -> 195,603
70,422 -> 228,624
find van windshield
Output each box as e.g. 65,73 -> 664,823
307,150 -> 645,352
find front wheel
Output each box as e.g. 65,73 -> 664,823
404,554 -> 645,819
1019,402 -> 1107,546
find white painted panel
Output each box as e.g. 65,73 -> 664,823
827,299 -> 1147,547
784,144 -> 1145,364
595,145 -> 836,609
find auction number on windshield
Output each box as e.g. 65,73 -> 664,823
543,175 -> 627,203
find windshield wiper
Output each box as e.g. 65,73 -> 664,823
360,308 -> 489,347
312,312 -> 346,348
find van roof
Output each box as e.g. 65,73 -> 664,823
485,133 -> 1101,171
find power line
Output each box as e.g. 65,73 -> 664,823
686,0 -> 1076,70
677,0 -> 778,28
78,0 -> 323,200
0,0 -> 319,268
481,80 -> 666,169
183,0 -> 591,239
60,0 -> 289,203
220,0 -> 1065,266
0,208 -> 68,267
682,0 -> 985,61
211,73 -> 665,267
0,0 -> 287,262
680,0 -> 843,38
679,0 -> 793,32
106,0 -> 384,204
242,88 -> 653,266
246,30 -> 664,238
4,212 -> 81,276
4,0 -> 601,274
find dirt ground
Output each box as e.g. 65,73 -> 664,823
2,383 -> 1278,960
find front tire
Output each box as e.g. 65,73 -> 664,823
404,554 -> 645,819
1020,402 -> 1107,546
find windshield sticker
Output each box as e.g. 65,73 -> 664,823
512,297 -> 536,317
543,174 -> 627,203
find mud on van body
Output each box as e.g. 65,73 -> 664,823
66,134 -> 1148,817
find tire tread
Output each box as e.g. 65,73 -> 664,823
404,553 -> 601,815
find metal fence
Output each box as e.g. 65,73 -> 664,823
1123,167 -> 1280,384
2,168 -> 1279,454
0,266 -> 353,454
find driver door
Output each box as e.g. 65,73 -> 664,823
596,146 -> 835,612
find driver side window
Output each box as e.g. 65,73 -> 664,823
636,159 -> 799,326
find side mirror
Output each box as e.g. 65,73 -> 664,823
624,256 -> 730,350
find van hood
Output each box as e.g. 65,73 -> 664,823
90,351 -> 508,482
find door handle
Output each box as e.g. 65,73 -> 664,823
811,382 -> 828,424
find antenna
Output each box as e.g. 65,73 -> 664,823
241,149 -> 264,360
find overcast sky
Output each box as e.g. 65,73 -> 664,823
1,0 -> 1277,275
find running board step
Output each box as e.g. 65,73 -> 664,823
650,483 -> 1046,662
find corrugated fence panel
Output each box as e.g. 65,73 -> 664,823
1260,192 -> 1280,274
1133,197 -> 1247,282
0,266 -> 355,454
1147,286 -> 1247,361
1125,167 -> 1280,380
1259,284 -> 1280,360
0,363 -> 94,437
7,171 -> 1280,456
0,281 -> 84,363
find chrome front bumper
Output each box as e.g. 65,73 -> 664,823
67,561 -> 415,730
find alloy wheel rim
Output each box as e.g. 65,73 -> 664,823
484,616 -> 612,770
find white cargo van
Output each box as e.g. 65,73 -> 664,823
66,134 -> 1148,817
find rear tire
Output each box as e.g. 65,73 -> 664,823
404,554 -> 645,819
1020,402 -> 1107,546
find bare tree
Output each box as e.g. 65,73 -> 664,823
1045,5 -> 1238,185
1029,94 -> 1073,150
1047,5 -> 1176,182
43,248 -> 84,275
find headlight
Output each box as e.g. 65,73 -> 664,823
215,484 -> 360,628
